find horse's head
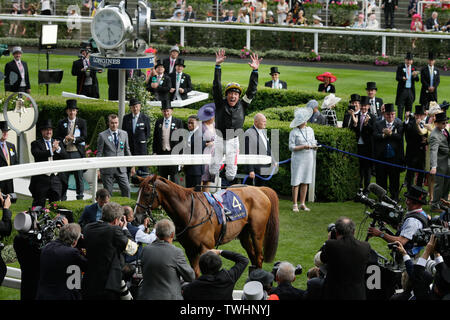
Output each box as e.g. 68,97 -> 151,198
134,174 -> 160,222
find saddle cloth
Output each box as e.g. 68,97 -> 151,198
203,190 -> 247,225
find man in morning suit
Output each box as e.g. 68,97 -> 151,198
29,119 -> 68,207
97,114 -> 132,197
381,0 -> 398,29
71,42 -> 101,98
420,52 -> 440,109
0,121 -> 18,194
4,46 -> 30,93
351,96 -> 375,194
429,112 -> 450,213
183,115 -> 205,191
147,59 -> 172,101
320,217 -> 371,300
169,58 -> 193,101
373,103 -> 404,201
342,94 -> 361,128
366,82 -> 384,117
264,67 -> 287,89
244,113 -> 274,186
395,52 -> 420,120
152,100 -> 184,181
163,46 -> 181,75
56,99 -> 87,200
404,105 -> 428,190
121,98 -> 151,176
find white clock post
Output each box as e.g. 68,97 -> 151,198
89,0 -> 153,127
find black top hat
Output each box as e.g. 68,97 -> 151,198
247,268 -> 274,287
405,52 -> 413,60
65,99 -> 78,110
440,101 -> 449,111
0,121 -> 10,132
38,119 -> 54,130
161,100 -> 173,110
175,58 -> 186,67
384,103 -> 395,113
270,67 -> 280,75
434,112 -> 449,123
428,52 -> 435,60
360,96 -> 371,106
404,185 -> 428,205
155,60 -> 164,68
366,82 -> 377,90
350,94 -> 361,102
129,98 -> 141,107
414,105 -> 425,115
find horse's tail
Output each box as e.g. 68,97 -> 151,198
259,186 -> 279,263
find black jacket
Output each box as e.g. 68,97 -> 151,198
0,141 -> 18,194
395,64 -> 420,106
122,112 -> 151,155
404,116 -> 427,165
55,117 -> 88,156
169,72 -> 193,101
0,208 -> 12,239
373,118 -> 405,165
4,59 -> 30,92
213,66 -> 258,140
182,250 -> 249,300
244,125 -> 271,176
320,236 -> 372,300
270,282 -> 305,300
420,65 -> 440,106
147,73 -> 172,101
264,80 -> 287,89
184,128 -> 205,176
152,117 -> 184,155
71,58 -> 100,98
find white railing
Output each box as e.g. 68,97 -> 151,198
0,14 -> 449,56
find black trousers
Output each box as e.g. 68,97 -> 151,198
405,152 -> 426,190
397,88 -> 414,120
384,6 -> 395,28
358,144 -> 372,193
62,151 -> 84,200
31,174 -> 63,207
376,162 -> 401,201
157,150 -> 178,181
185,174 -> 202,191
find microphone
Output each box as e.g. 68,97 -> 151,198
367,183 -> 398,206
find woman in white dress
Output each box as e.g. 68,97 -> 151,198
289,106 -> 318,212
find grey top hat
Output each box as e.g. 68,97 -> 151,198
12,46 -> 22,54
242,281 -> 264,300
170,45 -> 180,53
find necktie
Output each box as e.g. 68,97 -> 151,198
133,116 -> 137,134
46,140 -> 53,156
430,66 -> 434,88
165,119 -> 170,128
2,143 -> 9,166
360,114 -> 366,130
113,132 -> 118,148
443,130 -> 448,138
177,73 -> 181,83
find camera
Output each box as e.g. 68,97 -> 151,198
271,261 -> 302,279
348,104 -> 356,111
411,225 -> 450,255
328,223 -> 337,240
1,192 -> 17,204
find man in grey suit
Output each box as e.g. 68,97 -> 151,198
97,114 -> 132,197
429,112 -> 450,213
138,219 -> 195,300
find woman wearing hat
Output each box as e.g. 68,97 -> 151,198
320,94 -> 341,127
197,103 -> 216,192
289,107 -> 318,212
317,72 -> 336,94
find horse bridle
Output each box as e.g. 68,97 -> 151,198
135,180 -> 160,224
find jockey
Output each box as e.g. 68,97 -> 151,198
210,49 -> 262,182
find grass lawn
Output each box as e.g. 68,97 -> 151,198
0,194 -> 407,300
0,53 -> 449,105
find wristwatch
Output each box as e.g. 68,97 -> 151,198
380,232 -> 385,239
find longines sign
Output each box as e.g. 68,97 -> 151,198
89,54 -> 155,69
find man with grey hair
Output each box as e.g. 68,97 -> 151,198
36,223 -> 88,300
307,100 -> 327,125
270,261 -> 305,300
139,219 -> 195,300
319,216 -> 371,300
82,202 -> 138,300
4,46 -> 31,93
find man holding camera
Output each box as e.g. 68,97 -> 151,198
71,42 -> 101,98
0,194 -> 12,286
368,185 -> 429,256
270,261 -> 305,300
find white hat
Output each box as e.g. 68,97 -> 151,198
321,94 -> 341,109
242,281 -> 264,300
170,45 -> 180,53
306,99 -> 319,110
290,107 -> 313,128
313,15 -> 322,21
428,101 -> 441,115
12,46 -> 22,54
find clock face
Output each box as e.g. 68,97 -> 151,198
92,8 -> 125,49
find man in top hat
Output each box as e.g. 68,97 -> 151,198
163,45 -> 181,75
147,60 -> 172,102
4,46 -> 30,93
56,99 -> 88,200
420,52 -> 440,109
0,121 -> 18,194
368,185 -> 428,256
121,98 -> 151,176
152,100 -> 184,181
343,94 -> 361,128
373,103 -> 405,201
404,105 -> 428,191
29,119 -> 68,207
183,115 -> 205,191
381,0 -> 398,29
71,42 -> 101,98
351,96 -> 375,193
97,114 -> 132,197
264,67 -> 287,90
211,48 -> 261,183
366,82 -> 384,117
395,52 -> 420,121
429,112 -> 450,213
169,58 -> 192,101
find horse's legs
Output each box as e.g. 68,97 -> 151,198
238,227 -> 258,267
250,231 -> 265,268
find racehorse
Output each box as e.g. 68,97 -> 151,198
134,174 -> 279,277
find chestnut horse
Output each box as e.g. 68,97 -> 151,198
134,174 -> 279,277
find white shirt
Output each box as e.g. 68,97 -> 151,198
255,127 -> 268,151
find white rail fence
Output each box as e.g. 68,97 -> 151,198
0,14 -> 449,56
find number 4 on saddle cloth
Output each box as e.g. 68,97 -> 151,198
203,190 -> 247,225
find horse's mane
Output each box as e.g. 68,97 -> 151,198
155,175 -> 199,201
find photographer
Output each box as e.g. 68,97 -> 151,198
269,261 -> 305,300
320,217 -> 372,300
388,241 -> 415,300
0,194 -> 12,285
36,223 -> 87,300
71,41 -> 101,98
368,185 -> 429,256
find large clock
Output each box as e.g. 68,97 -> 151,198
91,6 -> 133,50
